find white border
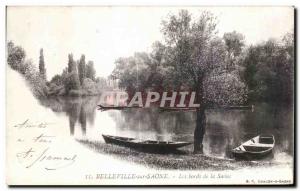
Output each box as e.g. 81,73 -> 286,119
0,0 -> 298,190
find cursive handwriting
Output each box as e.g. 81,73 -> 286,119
16,147 -> 77,170
32,133 -> 55,143
14,119 -> 52,129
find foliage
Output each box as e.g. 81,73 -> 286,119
83,78 -> 99,95
7,42 -> 109,97
223,31 -> 245,57
96,77 -> 108,89
78,55 -> 86,85
67,54 -> 77,73
64,72 -> 80,94
86,61 -> 96,81
7,41 -> 26,71
113,10 -> 247,107
7,41 -> 48,98
39,48 -> 46,80
223,31 -> 245,72
242,34 -> 294,103
50,74 -> 63,86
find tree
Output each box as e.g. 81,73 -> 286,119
161,10 -> 246,153
7,42 -> 48,97
67,53 -> 77,73
112,44 -> 168,92
86,61 -> 96,81
39,48 -> 47,80
7,41 -> 26,71
112,54 -> 150,91
112,11 -> 247,153
83,78 -> 98,94
64,72 -> 80,94
223,31 -> 245,71
78,55 -> 86,86
242,33 -> 294,103
96,77 -> 108,89
50,74 -> 63,86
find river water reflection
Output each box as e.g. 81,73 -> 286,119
39,96 -> 293,161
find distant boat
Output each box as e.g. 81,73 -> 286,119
159,107 -> 198,112
159,105 -> 254,112
225,105 -> 255,111
97,104 -> 141,110
98,104 -> 125,110
232,135 -> 275,160
102,134 -> 192,152
208,105 -> 254,110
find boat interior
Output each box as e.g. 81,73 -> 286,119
234,135 -> 274,152
106,135 -> 179,144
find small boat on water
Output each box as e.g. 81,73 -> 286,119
232,135 -> 275,160
98,105 -> 123,110
97,104 -> 141,110
102,134 -> 192,152
159,107 -> 198,112
159,105 -> 254,112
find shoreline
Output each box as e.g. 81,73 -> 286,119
77,140 -> 287,171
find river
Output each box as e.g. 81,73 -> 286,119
38,95 -> 294,162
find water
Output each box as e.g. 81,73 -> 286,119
38,96 -> 294,162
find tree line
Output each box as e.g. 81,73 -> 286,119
7,41 -> 109,97
111,10 -> 294,153
112,10 -> 294,106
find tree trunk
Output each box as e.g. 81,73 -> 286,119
193,79 -> 206,154
194,106 -> 206,153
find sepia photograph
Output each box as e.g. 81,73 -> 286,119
5,6 -> 294,186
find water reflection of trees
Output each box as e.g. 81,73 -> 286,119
108,108 -> 247,157
37,97 -> 293,158
38,96 -> 100,136
240,103 -> 293,156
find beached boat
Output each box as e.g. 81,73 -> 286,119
102,134 -> 192,152
232,135 -> 275,160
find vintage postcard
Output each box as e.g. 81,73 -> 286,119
6,6 -> 294,185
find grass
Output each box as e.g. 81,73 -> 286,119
77,139 -> 278,170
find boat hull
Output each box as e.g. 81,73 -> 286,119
232,135 -> 275,160
102,134 -> 191,152
232,149 -> 273,160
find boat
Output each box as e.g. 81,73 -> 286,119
98,104 -> 142,111
159,107 -> 198,112
98,104 -> 126,110
232,135 -> 275,160
102,134 -> 192,152
207,105 -> 254,110
159,105 -> 254,112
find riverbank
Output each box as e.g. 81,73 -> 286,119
77,140 -> 285,170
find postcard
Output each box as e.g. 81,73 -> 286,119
6,6 -> 294,185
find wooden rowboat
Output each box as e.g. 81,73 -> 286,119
232,135 -> 275,160
102,134 -> 192,152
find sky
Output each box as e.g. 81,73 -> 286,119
7,6 -> 294,80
